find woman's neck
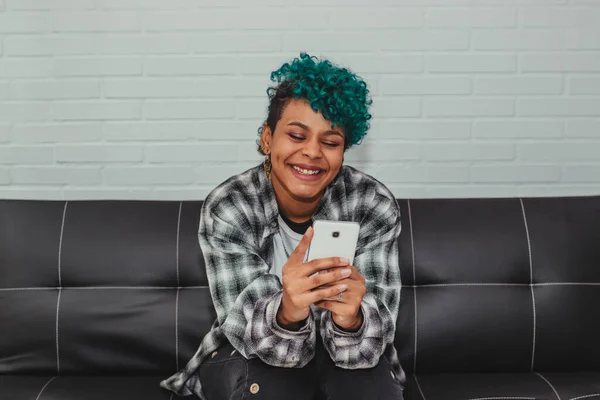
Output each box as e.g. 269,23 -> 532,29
272,183 -> 322,224
277,200 -> 316,223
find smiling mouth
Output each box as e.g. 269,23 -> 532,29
291,165 -> 323,176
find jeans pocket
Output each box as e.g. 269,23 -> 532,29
199,346 -> 248,399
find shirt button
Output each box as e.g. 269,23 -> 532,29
211,351 -> 218,359
250,383 -> 260,394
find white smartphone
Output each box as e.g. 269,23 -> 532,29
307,220 -> 360,266
307,220 -> 360,301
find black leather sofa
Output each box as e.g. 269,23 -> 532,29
1,196 -> 600,400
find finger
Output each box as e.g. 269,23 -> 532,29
320,266 -> 362,282
303,267 -> 352,292
306,282 -> 348,304
315,300 -> 354,316
346,266 -> 366,283
288,226 -> 314,264
316,302 -> 360,330
304,257 -> 350,277
313,278 -> 362,294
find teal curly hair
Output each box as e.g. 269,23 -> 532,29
257,52 -> 372,154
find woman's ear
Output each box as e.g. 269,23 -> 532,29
260,122 -> 272,154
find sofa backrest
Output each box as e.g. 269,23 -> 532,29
1,196 -> 599,376
395,196 -> 600,374
0,200 -> 212,376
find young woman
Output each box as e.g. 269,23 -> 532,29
161,53 -> 404,400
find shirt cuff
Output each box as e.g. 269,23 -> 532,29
319,294 -> 386,368
329,303 -> 367,339
268,291 -> 314,339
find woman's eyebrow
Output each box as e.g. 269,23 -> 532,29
322,131 -> 344,138
287,121 -> 310,130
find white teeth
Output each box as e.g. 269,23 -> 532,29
292,165 -> 320,175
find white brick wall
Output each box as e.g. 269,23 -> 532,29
1,0 -> 600,200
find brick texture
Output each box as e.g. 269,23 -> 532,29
0,1 -> 599,199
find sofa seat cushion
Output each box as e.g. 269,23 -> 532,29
0,375 -> 172,400
403,372 -> 600,400
4,373 -> 599,400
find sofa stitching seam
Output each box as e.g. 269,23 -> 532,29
535,372 -> 562,400
55,201 -> 68,375
408,199 -> 417,374
414,374 -> 427,400
175,201 -> 182,372
35,376 -> 56,400
520,198 -> 536,371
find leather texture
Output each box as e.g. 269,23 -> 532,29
0,376 -> 173,400
1,196 -> 600,399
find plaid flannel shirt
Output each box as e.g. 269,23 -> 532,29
160,164 -> 404,398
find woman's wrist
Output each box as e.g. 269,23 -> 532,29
276,307 -> 306,331
333,309 -> 364,333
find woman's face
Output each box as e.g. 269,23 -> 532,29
261,99 -> 345,204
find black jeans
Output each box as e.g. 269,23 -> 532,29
198,336 -> 404,400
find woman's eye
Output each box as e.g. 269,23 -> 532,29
324,142 -> 340,148
289,134 -> 303,141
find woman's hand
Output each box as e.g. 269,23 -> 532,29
277,227 -> 353,330
316,266 -> 367,332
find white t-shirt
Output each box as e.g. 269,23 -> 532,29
271,215 -> 321,322
271,214 -> 306,280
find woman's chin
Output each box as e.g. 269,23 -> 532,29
288,187 -> 324,203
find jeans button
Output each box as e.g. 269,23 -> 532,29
250,383 -> 260,395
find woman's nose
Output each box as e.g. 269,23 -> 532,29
302,139 -> 322,159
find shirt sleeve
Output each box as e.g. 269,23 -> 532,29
200,201 -> 316,368
319,190 -> 402,369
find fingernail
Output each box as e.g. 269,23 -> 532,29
338,284 -> 348,292
340,257 -> 349,265
341,268 -> 352,277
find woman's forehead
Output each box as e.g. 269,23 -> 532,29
280,99 -> 345,136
